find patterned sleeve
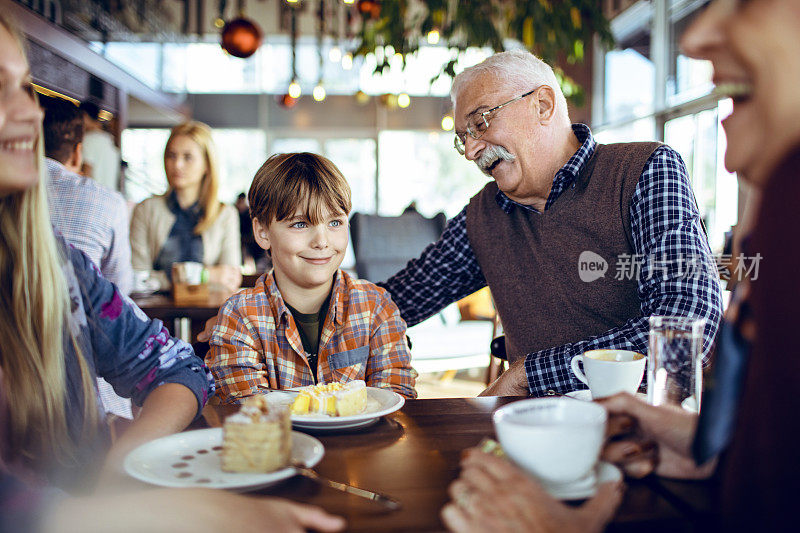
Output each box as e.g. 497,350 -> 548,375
206,295 -> 267,404
67,244 -> 214,416
524,146 -> 723,395
365,291 -> 418,399
377,208 -> 487,326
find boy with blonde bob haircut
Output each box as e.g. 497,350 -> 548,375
208,152 -> 417,403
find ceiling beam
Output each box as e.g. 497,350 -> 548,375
4,0 -> 188,123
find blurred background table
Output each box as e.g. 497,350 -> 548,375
202,396 -> 712,532
131,290 -> 232,343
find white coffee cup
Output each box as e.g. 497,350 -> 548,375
173,261 -> 204,285
492,398 -> 607,485
570,349 -> 646,399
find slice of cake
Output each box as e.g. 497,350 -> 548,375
221,395 -> 291,473
291,380 -> 368,417
334,380 -> 367,416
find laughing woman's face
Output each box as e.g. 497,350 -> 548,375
0,24 -> 42,197
681,0 -> 800,185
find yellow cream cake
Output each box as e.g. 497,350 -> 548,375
291,380 -> 368,417
221,395 -> 291,473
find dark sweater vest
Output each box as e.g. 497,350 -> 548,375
466,142 -> 662,363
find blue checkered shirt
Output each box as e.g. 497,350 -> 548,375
47,158 -> 134,295
380,124 -> 723,396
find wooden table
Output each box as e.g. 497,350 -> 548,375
201,397 -> 712,532
131,292 -> 231,342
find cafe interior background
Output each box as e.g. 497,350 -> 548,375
9,0 -> 738,395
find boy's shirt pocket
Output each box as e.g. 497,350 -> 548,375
328,345 -> 369,380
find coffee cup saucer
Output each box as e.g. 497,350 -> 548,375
539,461 -> 622,500
565,390 -> 648,402
565,389 -> 593,401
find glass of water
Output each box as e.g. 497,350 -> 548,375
647,316 -> 706,412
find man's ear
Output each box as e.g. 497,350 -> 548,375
252,218 -> 271,251
67,142 -> 83,173
534,85 -> 557,124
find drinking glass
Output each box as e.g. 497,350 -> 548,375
647,316 -> 705,412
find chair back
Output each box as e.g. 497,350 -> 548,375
350,211 -> 446,283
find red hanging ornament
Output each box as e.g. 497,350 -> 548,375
220,17 -> 263,58
278,93 -> 299,108
357,0 -> 381,20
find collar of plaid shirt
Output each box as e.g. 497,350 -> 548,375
260,269 -> 347,333
493,123 -> 597,214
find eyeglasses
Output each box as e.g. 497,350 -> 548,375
453,87 -> 539,155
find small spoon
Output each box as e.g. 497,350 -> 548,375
292,462 -> 401,511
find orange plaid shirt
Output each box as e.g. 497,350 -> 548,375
208,270 -> 417,404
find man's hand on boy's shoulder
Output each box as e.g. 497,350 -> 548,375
197,317 -> 217,343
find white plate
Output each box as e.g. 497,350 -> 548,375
267,387 -> 405,430
123,428 -> 323,490
540,461 -> 622,500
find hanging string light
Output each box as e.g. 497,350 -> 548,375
329,0 -> 343,63
277,2 -> 301,108
397,93 -> 410,108
287,2 -> 301,98
441,114 -> 454,131
341,52 -> 353,70
314,0 -> 326,102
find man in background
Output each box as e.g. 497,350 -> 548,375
41,94 -> 134,419
41,94 -> 133,295
79,99 -> 121,193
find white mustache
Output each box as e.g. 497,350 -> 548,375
476,144 -> 516,175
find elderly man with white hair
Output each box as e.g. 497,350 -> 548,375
380,50 -> 722,396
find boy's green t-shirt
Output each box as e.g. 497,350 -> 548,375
286,294 -> 331,383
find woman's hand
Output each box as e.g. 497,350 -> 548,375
46,489 -> 346,533
598,393 -> 716,479
207,265 -> 242,293
441,449 -> 623,533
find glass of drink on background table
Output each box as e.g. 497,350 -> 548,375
648,316 -> 706,412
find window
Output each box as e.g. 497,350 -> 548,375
213,130 -> 268,203
604,47 -> 654,123
270,138 -> 321,154
593,118 -> 656,144
121,129 -> 267,205
595,0 -> 737,252
121,129 -> 170,203
377,131 -> 488,218
184,43 -> 261,94
101,42 -> 161,90
668,1 -> 713,104
95,39 -> 491,96
324,139 -> 377,215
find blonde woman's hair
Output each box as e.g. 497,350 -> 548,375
0,13 -> 97,470
164,121 -> 223,234
248,152 -> 352,226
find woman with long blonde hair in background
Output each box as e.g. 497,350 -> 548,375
131,121 -> 242,292
0,13 -> 343,533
